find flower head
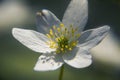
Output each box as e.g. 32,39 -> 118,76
12,0 -> 110,71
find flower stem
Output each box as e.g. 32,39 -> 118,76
58,65 -> 64,80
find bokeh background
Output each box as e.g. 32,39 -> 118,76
0,0 -> 120,80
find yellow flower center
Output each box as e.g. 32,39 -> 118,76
46,23 -> 80,54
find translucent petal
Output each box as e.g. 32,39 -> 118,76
78,25 -> 110,50
63,47 -> 92,68
62,0 -> 88,32
12,28 -> 55,53
36,9 -> 61,34
34,54 -> 63,71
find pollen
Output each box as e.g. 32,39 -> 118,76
65,45 -> 68,48
61,48 -> 64,51
49,29 -> 53,36
60,23 -> 64,27
57,28 -> 60,32
46,23 -> 80,54
69,48 -> 72,51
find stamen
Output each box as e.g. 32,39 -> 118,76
53,25 -> 56,30
60,23 -> 64,27
61,48 -> 64,51
46,34 -> 51,38
65,45 -> 68,48
57,28 -> 60,32
69,48 -> 72,51
72,42 -> 77,46
46,23 -> 80,54
49,29 -> 53,36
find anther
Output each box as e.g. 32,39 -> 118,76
49,29 -> 53,36
61,48 -> 64,51
53,25 -> 56,30
46,34 -> 51,38
60,23 -> 64,27
69,48 -> 72,51
65,45 -> 68,48
57,28 -> 60,32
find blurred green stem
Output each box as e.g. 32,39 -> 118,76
58,65 -> 64,80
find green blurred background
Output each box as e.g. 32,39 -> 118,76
0,0 -> 120,80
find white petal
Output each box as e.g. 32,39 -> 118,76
63,47 -> 92,68
12,28 -> 55,53
36,9 -> 61,34
62,0 -> 88,32
34,54 -> 63,71
78,25 -> 110,50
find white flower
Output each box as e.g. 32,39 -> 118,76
12,0 -> 110,71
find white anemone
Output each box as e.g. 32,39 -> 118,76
12,0 -> 110,71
